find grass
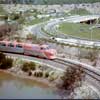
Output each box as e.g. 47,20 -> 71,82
25,17 -> 50,26
59,22 -> 100,40
0,5 -> 7,15
69,8 -> 91,15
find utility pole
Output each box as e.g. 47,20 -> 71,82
90,20 -> 93,41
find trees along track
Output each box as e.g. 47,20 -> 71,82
53,57 -> 100,92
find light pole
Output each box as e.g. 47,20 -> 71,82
90,20 -> 93,41
90,27 -> 93,41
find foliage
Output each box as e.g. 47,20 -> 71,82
44,71 -> 49,78
0,52 -> 13,69
34,70 -> 43,77
87,48 -> 99,62
22,62 -> 36,72
59,66 -> 85,95
1,0 -> 100,4
26,33 -> 37,40
0,24 -> 18,39
0,52 -> 6,62
10,13 -> 20,20
48,71 -> 58,81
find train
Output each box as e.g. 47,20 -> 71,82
0,40 -> 57,59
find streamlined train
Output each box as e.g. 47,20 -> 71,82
0,40 -> 57,59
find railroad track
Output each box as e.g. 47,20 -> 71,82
3,52 -> 100,91
54,57 -> 100,82
4,52 -> 100,82
53,57 -> 100,92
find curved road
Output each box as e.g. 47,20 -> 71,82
30,15 -> 100,48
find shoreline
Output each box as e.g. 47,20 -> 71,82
0,69 -> 56,89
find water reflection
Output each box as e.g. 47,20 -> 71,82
0,71 -> 61,99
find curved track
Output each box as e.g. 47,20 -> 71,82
54,58 -> 100,81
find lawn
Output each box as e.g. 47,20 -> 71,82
0,6 -> 7,15
69,8 -> 91,15
59,22 -> 100,40
25,17 -> 50,26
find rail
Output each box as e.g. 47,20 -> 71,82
3,52 -> 100,84
54,57 -> 100,82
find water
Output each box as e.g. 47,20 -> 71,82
0,71 -> 61,99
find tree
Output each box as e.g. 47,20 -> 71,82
0,52 -> 6,63
58,66 -> 85,96
87,46 -> 99,66
0,52 -> 13,69
43,0 -> 48,5
43,0 -> 48,8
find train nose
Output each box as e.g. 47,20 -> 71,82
50,49 -> 57,55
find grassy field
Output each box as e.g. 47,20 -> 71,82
59,23 -> 100,40
69,8 -> 91,15
25,17 -> 50,26
0,6 -> 7,15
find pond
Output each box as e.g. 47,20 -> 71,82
0,71 -> 61,99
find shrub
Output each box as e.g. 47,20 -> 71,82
44,71 -> 49,78
58,66 -> 85,95
0,52 -> 6,62
0,57 -> 13,69
28,71 -> 32,76
48,71 -> 58,81
34,70 -> 43,77
48,75 -> 55,81
10,13 -> 20,20
22,62 -> 36,72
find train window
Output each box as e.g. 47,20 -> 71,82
8,43 -> 14,47
40,46 -> 50,50
40,47 -> 44,50
16,44 -> 22,48
40,47 -> 48,50
0,43 -> 6,46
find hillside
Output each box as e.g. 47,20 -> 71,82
0,0 -> 100,4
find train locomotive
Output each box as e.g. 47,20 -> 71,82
0,40 -> 57,59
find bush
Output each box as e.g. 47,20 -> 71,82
0,52 -> 6,62
10,13 -> 20,20
44,71 -> 49,78
0,57 -> 13,69
59,66 -> 85,95
22,62 -> 36,72
48,71 -> 58,81
34,70 -> 43,77
48,75 -> 55,82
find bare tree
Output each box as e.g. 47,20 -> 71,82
57,66 -> 85,98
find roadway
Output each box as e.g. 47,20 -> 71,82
43,15 -> 100,48
26,15 -> 100,48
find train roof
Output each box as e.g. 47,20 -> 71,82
0,40 -> 49,47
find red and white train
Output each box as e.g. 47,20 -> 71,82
0,40 -> 57,59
